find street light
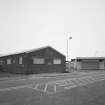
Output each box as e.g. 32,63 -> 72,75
67,36 -> 72,61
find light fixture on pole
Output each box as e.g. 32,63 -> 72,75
67,36 -> 72,61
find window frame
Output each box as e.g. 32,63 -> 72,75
19,57 -> 23,64
7,59 -> 11,65
33,58 -> 45,64
0,60 -> 3,65
53,59 -> 61,64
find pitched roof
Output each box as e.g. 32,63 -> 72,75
0,46 -> 65,57
26,46 -> 65,57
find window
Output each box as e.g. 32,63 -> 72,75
7,59 -> 11,64
19,57 -> 22,64
33,58 -> 44,64
0,60 -> 3,65
53,59 -> 61,64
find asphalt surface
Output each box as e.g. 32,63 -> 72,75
0,71 -> 105,105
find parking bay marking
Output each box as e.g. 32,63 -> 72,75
49,77 -> 101,92
29,75 -> 105,94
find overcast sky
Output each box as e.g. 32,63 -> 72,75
0,0 -> 105,60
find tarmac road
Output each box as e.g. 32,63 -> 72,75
0,71 -> 105,105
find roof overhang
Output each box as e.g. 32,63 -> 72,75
76,57 -> 105,60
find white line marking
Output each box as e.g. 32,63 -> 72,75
64,85 -> 77,89
44,84 -> 48,92
29,74 -> 105,94
54,85 -> 56,93
29,84 -> 39,90
34,84 -> 39,89
9,79 -> 27,81
0,78 -> 27,83
58,81 -> 74,86
74,79 -> 87,85
0,84 -> 32,92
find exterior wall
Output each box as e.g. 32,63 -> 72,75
99,60 -> 105,70
73,58 -> 105,71
0,47 -> 66,74
0,53 -> 28,74
70,60 -> 81,71
26,47 -> 66,74
76,61 -> 82,70
66,61 -> 74,72
73,60 -> 77,70
81,61 -> 99,70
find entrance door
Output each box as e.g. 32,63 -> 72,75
45,58 -> 53,73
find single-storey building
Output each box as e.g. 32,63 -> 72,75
0,46 -> 66,74
71,57 -> 105,70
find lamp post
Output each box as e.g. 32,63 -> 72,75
67,36 -> 72,61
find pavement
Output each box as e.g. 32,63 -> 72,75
0,71 -> 105,105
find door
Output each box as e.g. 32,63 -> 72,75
45,58 -> 53,73
82,61 -> 99,70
